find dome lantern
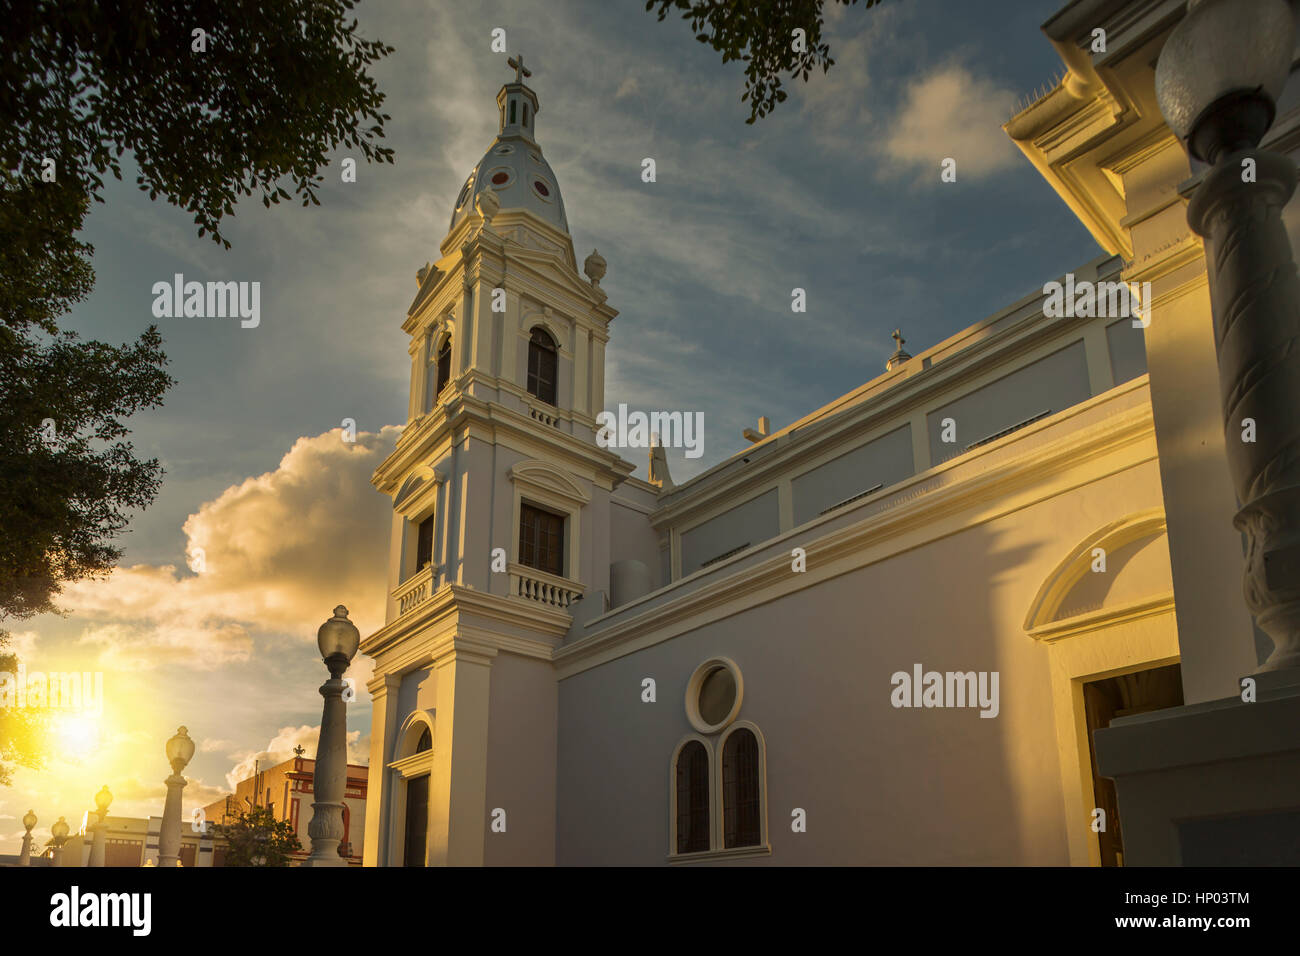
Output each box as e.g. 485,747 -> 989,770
448,53 -> 570,236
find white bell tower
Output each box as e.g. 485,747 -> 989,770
358,57 -> 638,867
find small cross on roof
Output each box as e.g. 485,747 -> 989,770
507,54 -> 532,84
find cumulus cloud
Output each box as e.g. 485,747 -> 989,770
225,724 -> 369,791
62,426 -> 399,670
881,63 -> 1020,183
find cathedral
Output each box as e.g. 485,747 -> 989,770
358,0 -> 1294,867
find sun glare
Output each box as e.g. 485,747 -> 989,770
53,714 -> 102,759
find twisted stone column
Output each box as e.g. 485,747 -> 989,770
1188,148 -> 1300,672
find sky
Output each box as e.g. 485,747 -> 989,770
0,0 -> 1104,852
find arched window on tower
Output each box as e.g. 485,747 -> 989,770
675,740 -> 710,854
435,336 -> 452,397
527,327 -> 558,406
722,728 -> 762,848
509,100 -> 517,125
416,727 -> 431,752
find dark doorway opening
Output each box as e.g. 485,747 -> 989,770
403,774 -> 429,867
1083,663 -> 1183,866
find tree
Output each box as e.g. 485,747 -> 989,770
645,0 -> 893,124
0,632 -> 47,787
212,805 -> 303,866
0,0 -> 395,623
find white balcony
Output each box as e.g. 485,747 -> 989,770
508,562 -> 583,609
392,564 -> 437,618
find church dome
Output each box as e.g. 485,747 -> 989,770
449,56 -> 569,235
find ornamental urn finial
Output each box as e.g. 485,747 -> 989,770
475,186 -> 500,225
584,248 -> 607,286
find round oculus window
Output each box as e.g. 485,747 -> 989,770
494,144 -> 515,154
685,658 -> 743,734
532,178 -> 552,200
489,169 -> 512,186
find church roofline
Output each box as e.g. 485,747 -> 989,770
649,252 -> 1123,521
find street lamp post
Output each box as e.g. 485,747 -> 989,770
302,605 -> 360,867
87,785 -> 112,867
1157,0 -> 1300,676
19,810 -> 35,866
50,817 -> 70,868
158,726 -> 195,867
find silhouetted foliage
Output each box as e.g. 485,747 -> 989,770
645,0 -> 892,124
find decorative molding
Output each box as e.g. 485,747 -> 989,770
684,657 -> 744,735
557,397 -> 1158,678
1022,507 -> 1168,635
1026,592 -> 1176,644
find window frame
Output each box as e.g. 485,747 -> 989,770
668,720 -> 770,863
517,500 -> 566,577
434,335 -> 452,397
506,460 -> 588,587
415,514 -> 435,573
668,735 -> 715,858
526,326 -> 559,406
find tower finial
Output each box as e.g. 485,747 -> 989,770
886,328 -> 912,371
507,53 -> 531,85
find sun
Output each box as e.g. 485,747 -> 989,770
53,714 -> 102,759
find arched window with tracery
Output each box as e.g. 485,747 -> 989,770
675,740 -> 710,854
722,728 -> 761,848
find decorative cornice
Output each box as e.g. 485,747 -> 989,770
361,582 -> 570,663
557,394 -> 1158,677
509,459 -> 591,504
1026,593 -> 1175,644
653,303 -> 1125,528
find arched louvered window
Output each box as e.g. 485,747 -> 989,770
527,327 -> 558,406
675,740 -> 710,854
722,728 -> 761,848
435,337 -> 452,396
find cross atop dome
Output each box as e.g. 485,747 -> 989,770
507,53 -> 532,85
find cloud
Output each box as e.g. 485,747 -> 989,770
62,426 -> 399,670
200,738 -> 237,754
1,630 -> 39,660
614,76 -> 639,100
880,64 -> 1020,183
225,724 -> 369,791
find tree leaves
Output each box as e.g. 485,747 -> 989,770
0,0 -> 395,625
643,0 -> 893,124
211,805 -> 304,866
